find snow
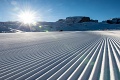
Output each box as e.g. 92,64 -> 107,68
0,31 -> 120,80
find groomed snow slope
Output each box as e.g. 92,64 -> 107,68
0,31 -> 120,80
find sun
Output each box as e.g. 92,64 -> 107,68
18,10 -> 36,25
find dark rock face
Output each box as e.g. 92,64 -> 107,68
79,17 -> 90,23
66,16 -> 91,23
107,20 -> 113,24
57,19 -> 66,23
57,16 -> 98,24
90,19 -> 98,23
107,18 -> 120,24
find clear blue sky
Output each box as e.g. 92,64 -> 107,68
0,0 -> 120,22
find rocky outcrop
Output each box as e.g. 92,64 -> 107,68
57,19 -> 66,23
66,16 -> 91,23
57,16 -> 98,24
106,18 -> 120,24
90,19 -> 98,23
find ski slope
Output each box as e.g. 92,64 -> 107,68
0,31 -> 120,80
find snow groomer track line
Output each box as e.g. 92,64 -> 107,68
0,31 -> 120,80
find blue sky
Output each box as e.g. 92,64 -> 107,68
0,0 -> 120,22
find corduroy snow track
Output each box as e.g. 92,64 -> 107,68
0,31 -> 120,80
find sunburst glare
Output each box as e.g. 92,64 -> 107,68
18,10 -> 37,25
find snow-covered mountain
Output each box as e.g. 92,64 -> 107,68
0,16 -> 120,32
